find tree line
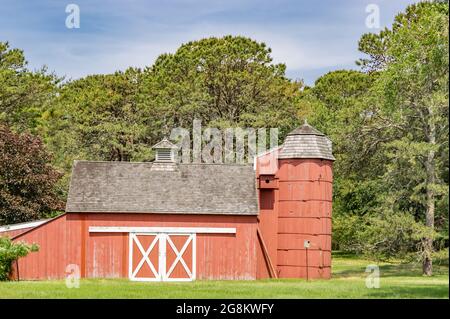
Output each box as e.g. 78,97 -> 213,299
0,2 -> 448,275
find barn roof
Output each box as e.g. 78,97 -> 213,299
65,161 -> 258,215
278,122 -> 335,161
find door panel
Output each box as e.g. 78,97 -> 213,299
165,234 -> 195,281
129,233 -> 161,281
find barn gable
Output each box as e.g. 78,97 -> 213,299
65,161 -> 258,215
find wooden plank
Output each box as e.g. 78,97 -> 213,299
256,227 -> 278,279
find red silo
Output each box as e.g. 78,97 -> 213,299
277,122 -> 334,279
256,121 -> 334,279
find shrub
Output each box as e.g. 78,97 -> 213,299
0,237 -> 39,280
333,212 -> 437,261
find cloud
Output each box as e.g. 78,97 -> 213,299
1,0 -> 419,84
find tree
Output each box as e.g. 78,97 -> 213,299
44,68 -> 152,183
355,1 -> 449,274
301,70 -> 380,217
0,42 -> 59,133
45,35 -> 305,191
140,36 -> 302,137
0,125 -> 64,225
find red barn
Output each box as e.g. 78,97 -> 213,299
3,123 -> 334,281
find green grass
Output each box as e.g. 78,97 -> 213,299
1,253 -> 448,299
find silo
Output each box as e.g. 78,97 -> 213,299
276,122 -> 334,279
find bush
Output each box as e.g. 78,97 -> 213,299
432,248 -> 449,266
333,212 -> 437,261
0,237 -> 39,280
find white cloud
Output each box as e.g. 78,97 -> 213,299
3,0 -> 418,83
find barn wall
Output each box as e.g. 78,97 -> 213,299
1,227 -> 33,238
256,189 -> 278,279
255,148 -> 280,279
0,220 -> 48,238
12,214 -> 82,280
13,213 -> 258,280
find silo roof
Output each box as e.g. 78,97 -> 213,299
278,123 -> 335,161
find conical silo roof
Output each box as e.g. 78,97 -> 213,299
278,122 -> 335,161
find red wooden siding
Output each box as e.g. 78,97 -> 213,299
256,188 -> 279,279
276,159 -> 333,279
1,227 -> 33,238
13,213 -> 258,280
255,156 -> 333,280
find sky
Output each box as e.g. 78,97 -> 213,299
0,0 -> 418,85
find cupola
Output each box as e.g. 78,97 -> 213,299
152,137 -> 178,162
151,137 -> 178,171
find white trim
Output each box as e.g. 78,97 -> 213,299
128,232 -> 133,279
192,234 -> 197,280
159,234 -> 167,279
89,226 -> 236,234
253,145 -> 282,170
0,220 -> 48,233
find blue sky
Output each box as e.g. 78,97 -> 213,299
0,0 -> 417,85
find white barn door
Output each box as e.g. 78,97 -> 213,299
129,232 -> 196,282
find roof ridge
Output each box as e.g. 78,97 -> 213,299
74,160 -> 253,167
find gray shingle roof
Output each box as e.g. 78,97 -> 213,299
278,123 -> 335,161
65,161 -> 258,215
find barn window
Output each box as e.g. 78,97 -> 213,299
156,148 -> 173,162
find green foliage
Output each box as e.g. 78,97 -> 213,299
0,4 -> 448,268
304,2 -> 449,267
0,41 -> 60,133
0,237 -> 38,281
141,36 -> 302,137
359,1 -> 449,268
333,212 -> 437,261
432,248 -> 449,266
0,125 -> 64,225
43,36 -> 304,193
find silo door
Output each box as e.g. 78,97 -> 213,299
129,232 -> 196,282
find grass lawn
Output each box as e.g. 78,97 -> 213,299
0,253 -> 448,299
